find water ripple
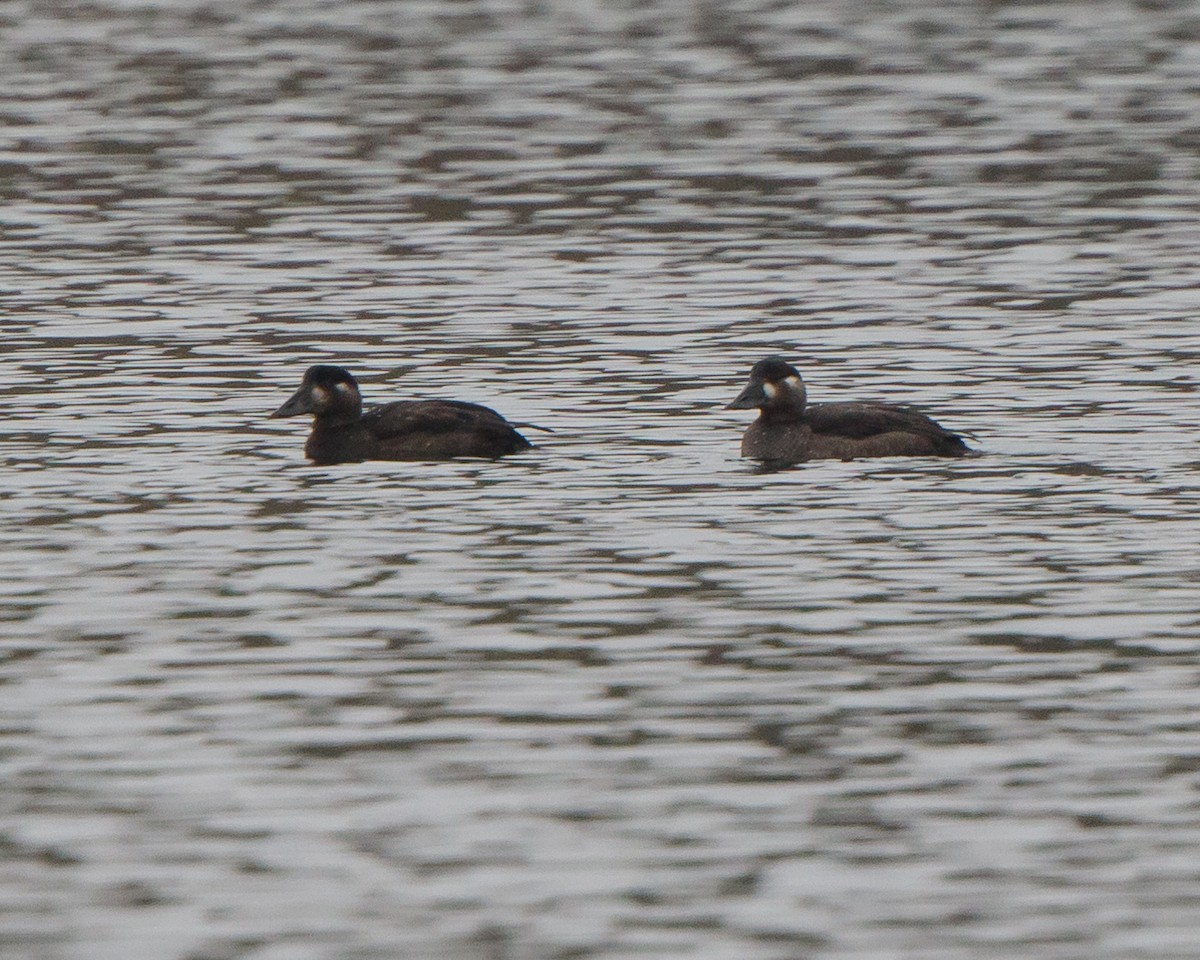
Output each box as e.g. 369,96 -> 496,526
3,2 -> 1200,959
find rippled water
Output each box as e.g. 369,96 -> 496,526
3,1 -> 1200,958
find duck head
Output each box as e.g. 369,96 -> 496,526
727,356 -> 807,413
271,365 -> 364,423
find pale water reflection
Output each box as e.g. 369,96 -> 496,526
2,1 -> 1200,959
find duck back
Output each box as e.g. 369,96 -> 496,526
362,399 -> 533,461
742,402 -> 968,462
808,402 -> 969,457
303,400 -> 531,464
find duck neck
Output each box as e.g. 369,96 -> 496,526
758,392 -> 807,424
314,398 -> 363,427
306,418 -> 369,465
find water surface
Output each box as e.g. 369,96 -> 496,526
2,2 -> 1200,958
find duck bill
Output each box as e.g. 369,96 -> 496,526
270,386 -> 314,419
726,381 -> 767,410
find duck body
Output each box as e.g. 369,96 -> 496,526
729,357 -> 969,464
271,365 -> 532,464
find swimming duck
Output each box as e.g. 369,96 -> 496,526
727,356 -> 970,462
270,364 -> 533,464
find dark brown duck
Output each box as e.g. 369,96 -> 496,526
727,357 -> 970,463
271,364 -> 533,464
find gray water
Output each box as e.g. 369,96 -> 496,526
2,1 -> 1200,958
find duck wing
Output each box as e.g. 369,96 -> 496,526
808,401 -> 964,444
362,399 -> 532,458
363,399 -> 512,436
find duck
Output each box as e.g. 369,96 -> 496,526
270,364 -> 533,464
727,356 -> 970,463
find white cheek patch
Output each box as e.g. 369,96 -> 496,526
311,385 -> 331,406
334,382 -> 354,396
784,376 -> 802,389
762,382 -> 779,399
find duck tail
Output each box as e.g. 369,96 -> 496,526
513,421 -> 555,434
